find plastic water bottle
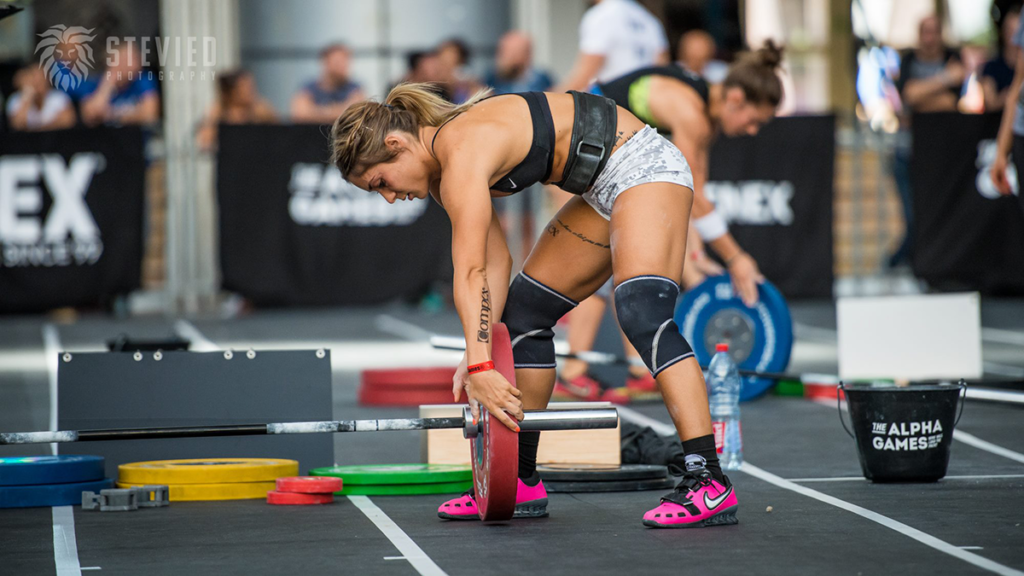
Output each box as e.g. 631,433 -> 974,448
707,343 -> 743,470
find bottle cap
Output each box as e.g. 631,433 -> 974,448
716,343 -> 729,352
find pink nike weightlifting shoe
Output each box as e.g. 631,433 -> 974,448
438,475 -> 548,520
643,455 -> 738,529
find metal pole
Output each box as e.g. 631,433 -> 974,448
159,0 -> 239,314
0,409 -> 619,446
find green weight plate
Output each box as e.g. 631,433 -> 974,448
309,464 -> 472,486
339,480 -> 472,496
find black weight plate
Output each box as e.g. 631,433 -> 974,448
537,464 -> 669,483
544,477 -> 675,493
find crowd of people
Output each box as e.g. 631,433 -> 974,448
4,5 -> 1021,136
4,42 -> 160,131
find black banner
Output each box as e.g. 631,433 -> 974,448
706,115 -> 836,298
217,125 -> 452,306
0,127 -> 144,313
911,112 -> 1024,294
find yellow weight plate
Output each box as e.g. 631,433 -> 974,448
117,481 -> 275,501
118,458 -> 298,485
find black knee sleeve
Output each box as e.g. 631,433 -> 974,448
614,275 -> 693,376
501,273 -> 578,369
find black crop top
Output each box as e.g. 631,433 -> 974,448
431,92 -> 556,194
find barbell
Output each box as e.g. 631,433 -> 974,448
0,324 -> 618,521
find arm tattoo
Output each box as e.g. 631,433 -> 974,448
546,223 -> 560,238
556,218 -> 610,249
477,285 -> 492,342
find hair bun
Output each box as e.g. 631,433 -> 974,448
758,39 -> 784,69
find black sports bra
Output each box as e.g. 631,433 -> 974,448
431,92 -> 556,194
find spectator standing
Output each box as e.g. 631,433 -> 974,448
981,8 -> 1021,112
896,16 -> 964,113
557,0 -> 669,92
6,64 -> 75,131
291,43 -> 365,124
483,31 -> 554,94
436,38 -> 480,103
80,44 -> 160,126
889,15 -> 964,267
402,51 -> 443,85
197,70 -> 278,151
677,29 -> 729,84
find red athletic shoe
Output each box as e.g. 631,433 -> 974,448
626,371 -> 657,394
552,374 -> 602,401
599,387 -> 631,405
643,456 -> 738,529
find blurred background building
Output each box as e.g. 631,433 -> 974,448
0,0 -> 1022,317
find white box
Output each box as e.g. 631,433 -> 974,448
836,293 -> 982,380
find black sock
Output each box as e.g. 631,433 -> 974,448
518,431 -> 541,483
680,434 -> 725,484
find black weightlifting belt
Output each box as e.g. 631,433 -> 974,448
557,91 -> 618,194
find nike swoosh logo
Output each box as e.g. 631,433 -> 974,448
703,487 -> 732,510
509,179 -> 517,189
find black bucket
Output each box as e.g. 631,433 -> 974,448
838,381 -> 966,482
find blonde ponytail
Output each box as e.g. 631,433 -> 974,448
330,82 -> 491,177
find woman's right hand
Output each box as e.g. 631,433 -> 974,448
466,369 -> 524,432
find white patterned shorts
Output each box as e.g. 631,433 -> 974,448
581,125 -> 694,220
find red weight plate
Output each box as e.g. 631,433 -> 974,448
266,490 -> 334,505
470,322 -> 519,521
359,385 -> 467,407
275,476 -> 343,494
361,367 -> 457,387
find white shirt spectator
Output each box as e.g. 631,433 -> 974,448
579,0 -> 668,82
6,90 -> 72,130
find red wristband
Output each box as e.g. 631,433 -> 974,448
467,361 -> 495,374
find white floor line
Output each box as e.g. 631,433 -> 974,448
42,324 -> 61,456
983,362 -> 1024,378
374,314 -> 436,342
172,320 -> 219,351
52,506 -> 82,576
787,473 -> 1024,483
981,327 -> 1024,347
741,462 -> 1024,576
348,496 -> 447,576
966,388 -> 1024,405
614,407 -> 1024,576
953,431 -> 1024,465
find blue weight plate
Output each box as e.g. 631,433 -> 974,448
675,275 -> 793,401
0,478 -> 113,508
0,455 -> 106,486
